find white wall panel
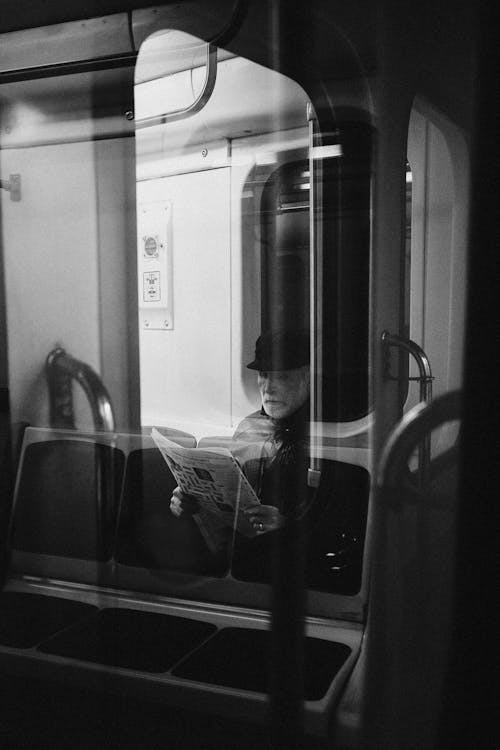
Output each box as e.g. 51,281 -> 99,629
1,141 -> 101,428
138,168 -> 233,438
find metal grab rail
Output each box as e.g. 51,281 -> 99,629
377,389 -> 462,491
133,0 -> 249,130
381,330 -> 434,402
382,331 -> 435,484
46,347 -> 115,432
134,43 -> 217,130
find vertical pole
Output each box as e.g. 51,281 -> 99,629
268,2 -> 306,747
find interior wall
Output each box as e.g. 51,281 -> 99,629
95,136 -> 139,432
133,27 -> 311,439
137,127 -> 309,439
138,168 -> 235,438
0,141 -> 101,429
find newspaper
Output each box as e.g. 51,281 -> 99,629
151,428 -> 261,553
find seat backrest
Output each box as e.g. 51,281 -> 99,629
142,426 -> 197,446
114,431 -> 228,575
9,428 -> 124,563
115,429 -> 196,523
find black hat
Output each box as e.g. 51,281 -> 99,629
246,329 -> 310,371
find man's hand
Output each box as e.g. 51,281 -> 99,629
169,487 -> 200,517
244,503 -> 285,534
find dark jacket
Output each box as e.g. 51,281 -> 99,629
231,407 -> 370,594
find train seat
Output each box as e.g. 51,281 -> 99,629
0,427 -> 364,736
8,427 -> 124,581
114,431 -> 228,576
0,591 -> 97,649
0,421 -> 30,559
172,626 -> 352,701
38,607 -> 217,672
230,454 -> 370,596
183,435 -> 371,594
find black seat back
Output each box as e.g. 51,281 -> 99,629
9,428 -> 124,563
114,432 -> 227,575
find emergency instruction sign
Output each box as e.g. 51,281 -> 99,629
143,271 -> 161,302
137,200 -> 173,329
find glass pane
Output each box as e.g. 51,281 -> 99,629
134,31 -> 371,607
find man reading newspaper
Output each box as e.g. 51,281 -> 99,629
170,329 -> 311,539
152,427 -> 265,554
168,329 -> 369,591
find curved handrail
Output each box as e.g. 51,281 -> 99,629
381,330 -> 434,402
382,331 -> 435,483
134,42 -> 217,130
46,347 -> 115,432
377,389 -> 462,490
133,0 -> 249,130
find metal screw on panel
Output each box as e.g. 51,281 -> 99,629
201,148 -> 208,157
125,110 -> 134,121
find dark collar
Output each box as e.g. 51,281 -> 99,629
261,400 -> 309,443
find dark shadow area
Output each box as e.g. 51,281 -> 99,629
173,626 -> 351,701
11,440 -> 124,561
0,591 -> 97,648
232,459 -> 370,596
39,607 -> 217,673
0,674 -> 331,750
115,447 -> 229,575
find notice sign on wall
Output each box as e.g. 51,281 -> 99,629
137,201 -> 173,330
143,270 -> 161,302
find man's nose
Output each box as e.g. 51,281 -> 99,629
262,375 -> 276,392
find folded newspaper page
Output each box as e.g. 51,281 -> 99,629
151,428 -> 261,553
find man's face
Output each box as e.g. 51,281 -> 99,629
258,366 -> 310,420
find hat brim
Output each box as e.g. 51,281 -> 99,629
246,359 -> 308,371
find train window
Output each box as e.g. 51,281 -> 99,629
135,31 -> 311,436
135,33 -> 373,429
0,19 -> 373,621
133,29 -> 372,614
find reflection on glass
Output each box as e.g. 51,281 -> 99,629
134,32 -> 371,600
